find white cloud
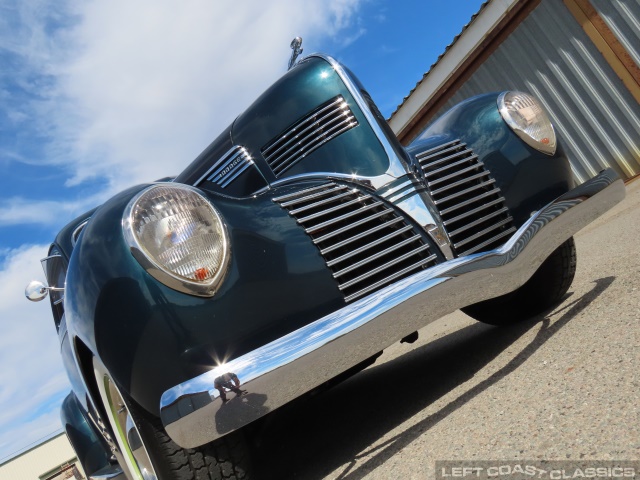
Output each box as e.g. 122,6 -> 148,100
0,0 -> 367,461
0,196 -> 100,226
0,406 -> 64,460
0,245 -> 71,461
7,0 -> 366,198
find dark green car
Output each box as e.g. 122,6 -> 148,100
27,45 -> 625,480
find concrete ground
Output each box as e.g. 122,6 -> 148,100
255,179 -> 639,479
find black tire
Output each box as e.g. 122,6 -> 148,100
132,403 -> 253,480
462,237 -> 577,325
94,357 -> 252,480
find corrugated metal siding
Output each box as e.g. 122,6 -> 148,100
592,0 -> 640,68
431,0 -> 640,183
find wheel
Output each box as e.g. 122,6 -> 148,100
462,237 -> 577,325
94,359 -> 252,480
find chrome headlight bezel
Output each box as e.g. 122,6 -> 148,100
498,91 -> 557,156
123,183 -> 231,297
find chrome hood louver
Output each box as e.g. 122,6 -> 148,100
274,182 -> 438,303
416,140 -> 516,256
262,96 -> 358,177
194,146 -> 254,189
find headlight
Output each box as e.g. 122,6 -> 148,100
498,91 -> 556,155
123,183 -> 230,297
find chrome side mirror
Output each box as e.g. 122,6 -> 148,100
288,36 -> 303,70
25,280 -> 63,302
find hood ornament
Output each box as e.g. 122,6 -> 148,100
288,37 -> 303,70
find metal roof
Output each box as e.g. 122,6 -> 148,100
387,0 -> 491,121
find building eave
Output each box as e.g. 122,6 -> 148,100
389,0 -> 530,143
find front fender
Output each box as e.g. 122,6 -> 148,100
60,392 -> 113,476
64,183 -> 344,417
408,93 -> 574,228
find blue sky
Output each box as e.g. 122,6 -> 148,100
0,0 -> 485,462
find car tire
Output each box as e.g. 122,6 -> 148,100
94,359 -> 252,480
461,237 -> 577,325
133,402 -> 252,480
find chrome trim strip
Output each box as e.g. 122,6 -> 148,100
458,227 -> 517,257
272,183 -> 336,203
434,179 -> 496,205
327,232 -> 418,274
194,146 -> 254,189
424,154 -> 484,180
313,208 -> 394,243
263,95 -> 359,177
288,190 -> 352,215
344,254 -> 437,303
378,178 -> 414,199
319,217 -> 404,254
280,185 -> 348,208
448,207 -> 510,237
439,188 -> 502,215
40,254 -> 66,291
306,202 -> 384,234
419,149 -> 476,170
334,235 -> 426,279
296,197 -> 363,223
71,219 -> 90,247
160,169 -> 624,449
219,161 -> 252,189
444,197 -> 506,226
415,139 -> 462,158
389,191 -> 455,260
268,172 -> 388,191
452,217 -> 513,249
262,97 -> 346,157
208,150 -> 245,180
327,227 -> 415,269
382,179 -> 427,204
426,159 -> 483,184
272,121 -> 358,176
429,170 -> 489,194
385,183 -> 428,205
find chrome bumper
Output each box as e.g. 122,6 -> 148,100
160,169 -> 625,448
89,464 -> 126,480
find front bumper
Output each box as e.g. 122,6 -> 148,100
160,169 -> 625,448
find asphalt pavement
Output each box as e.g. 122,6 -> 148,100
254,179 -> 639,479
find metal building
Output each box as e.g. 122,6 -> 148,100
0,433 -> 85,480
389,0 -> 640,184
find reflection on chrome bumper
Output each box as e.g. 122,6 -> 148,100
89,463 -> 126,480
160,169 -> 625,448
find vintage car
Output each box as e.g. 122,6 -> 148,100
26,39 -> 625,480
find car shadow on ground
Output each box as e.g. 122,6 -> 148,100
252,276 -> 615,480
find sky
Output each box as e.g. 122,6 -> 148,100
0,0 -> 487,462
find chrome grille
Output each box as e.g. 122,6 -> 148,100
274,183 -> 438,303
262,96 -> 358,177
417,140 -> 516,257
